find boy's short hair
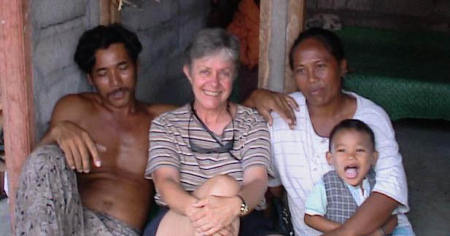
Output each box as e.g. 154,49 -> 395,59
328,119 -> 376,151
74,24 -> 142,74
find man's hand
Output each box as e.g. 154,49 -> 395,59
190,195 -> 241,235
244,89 -> 299,129
44,120 -> 105,173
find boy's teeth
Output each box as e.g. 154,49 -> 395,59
345,167 -> 358,178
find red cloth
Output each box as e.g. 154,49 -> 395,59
227,0 -> 260,69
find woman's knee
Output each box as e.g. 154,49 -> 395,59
207,174 -> 240,197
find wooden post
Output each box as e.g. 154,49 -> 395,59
284,0 -> 306,93
0,0 -> 35,231
258,0 -> 273,90
258,0 -> 306,93
100,0 -> 121,25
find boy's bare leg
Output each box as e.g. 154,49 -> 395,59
156,175 -> 240,236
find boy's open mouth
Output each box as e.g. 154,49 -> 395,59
344,165 -> 359,179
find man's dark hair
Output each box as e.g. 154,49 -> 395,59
74,24 -> 142,74
289,27 -> 345,70
328,119 -> 376,151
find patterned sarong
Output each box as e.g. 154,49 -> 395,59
15,144 -> 139,236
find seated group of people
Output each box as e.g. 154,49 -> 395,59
14,24 -> 414,236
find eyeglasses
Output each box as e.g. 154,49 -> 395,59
188,102 -> 239,161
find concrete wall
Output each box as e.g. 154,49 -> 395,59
121,0 -> 210,106
307,0 -> 450,31
31,0 -> 210,139
32,0 -> 100,139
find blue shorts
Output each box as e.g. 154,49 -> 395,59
143,207 -> 274,236
143,207 -> 169,236
391,225 -> 415,236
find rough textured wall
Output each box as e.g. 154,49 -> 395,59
32,0 -> 100,139
307,0 -> 450,31
121,0 -> 210,105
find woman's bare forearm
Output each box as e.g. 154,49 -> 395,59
153,171 -> 197,216
324,192 -> 399,236
381,214 -> 398,234
239,166 -> 268,212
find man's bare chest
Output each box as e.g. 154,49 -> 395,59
78,114 -> 151,173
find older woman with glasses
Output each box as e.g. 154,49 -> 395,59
143,28 -> 272,236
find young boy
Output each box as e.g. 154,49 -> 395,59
304,119 -> 414,235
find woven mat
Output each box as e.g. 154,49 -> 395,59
337,27 -> 450,120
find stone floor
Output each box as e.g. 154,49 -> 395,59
1,119 -> 449,235
0,198 -> 10,235
396,119 -> 450,236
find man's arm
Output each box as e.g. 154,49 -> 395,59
243,89 -> 299,129
304,214 -> 340,233
39,94 -> 103,173
323,192 -> 399,236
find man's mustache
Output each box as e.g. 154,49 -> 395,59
107,87 -> 130,97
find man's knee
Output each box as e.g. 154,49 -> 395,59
22,144 -> 67,176
207,175 -> 240,196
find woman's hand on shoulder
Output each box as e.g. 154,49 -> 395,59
243,89 -> 299,129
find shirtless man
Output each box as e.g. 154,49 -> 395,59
14,24 -> 297,236
15,24 -> 174,235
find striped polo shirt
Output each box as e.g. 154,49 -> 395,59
146,103 -> 272,206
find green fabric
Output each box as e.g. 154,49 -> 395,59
336,27 -> 450,120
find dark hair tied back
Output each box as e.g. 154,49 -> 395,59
289,27 -> 344,70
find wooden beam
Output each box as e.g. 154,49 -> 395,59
259,0 -> 288,92
284,0 -> 306,93
258,0 -> 306,93
0,0 -> 35,230
100,0 -> 121,25
258,0 -> 272,90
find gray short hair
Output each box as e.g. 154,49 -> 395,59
184,28 -> 240,76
